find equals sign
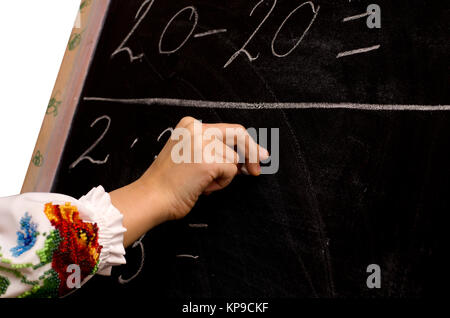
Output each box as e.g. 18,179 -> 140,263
194,29 -> 227,38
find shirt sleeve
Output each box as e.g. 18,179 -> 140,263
0,186 -> 126,298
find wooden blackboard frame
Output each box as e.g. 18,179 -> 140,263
21,0 -> 110,193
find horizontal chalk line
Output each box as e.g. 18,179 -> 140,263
337,45 -> 381,58
84,97 -> 450,111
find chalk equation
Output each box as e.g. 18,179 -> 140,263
112,0 -> 320,68
111,0 -> 383,67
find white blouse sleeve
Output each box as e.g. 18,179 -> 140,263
0,186 -> 126,298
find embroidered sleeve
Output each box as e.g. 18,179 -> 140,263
0,186 -> 126,298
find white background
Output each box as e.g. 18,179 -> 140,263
0,1 -> 80,196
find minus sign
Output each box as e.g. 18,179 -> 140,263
176,254 -> 199,259
342,12 -> 370,22
188,223 -> 209,228
194,29 -> 227,38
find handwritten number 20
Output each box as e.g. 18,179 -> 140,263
228,0 -> 320,65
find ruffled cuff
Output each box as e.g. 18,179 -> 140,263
78,186 -> 127,276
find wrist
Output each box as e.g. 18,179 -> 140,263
133,176 -> 171,224
110,177 -> 169,247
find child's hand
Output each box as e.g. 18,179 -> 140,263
110,117 -> 269,247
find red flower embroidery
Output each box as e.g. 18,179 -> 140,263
44,203 -> 102,296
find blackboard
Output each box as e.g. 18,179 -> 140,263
26,0 -> 449,299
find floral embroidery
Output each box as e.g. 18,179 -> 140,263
0,246 -> 39,297
10,213 -> 39,257
0,231 -> 63,298
34,230 -> 62,269
18,269 -> 60,298
0,203 -> 102,298
0,275 -> 10,296
43,202 -> 102,296
15,231 -> 64,298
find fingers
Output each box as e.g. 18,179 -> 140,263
175,116 -> 269,177
203,123 -> 269,176
203,138 -> 240,164
201,138 -> 241,194
203,162 -> 239,193
200,137 -> 240,194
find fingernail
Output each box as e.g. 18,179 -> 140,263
259,147 -> 270,161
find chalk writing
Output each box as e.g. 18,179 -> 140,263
188,224 -> 209,228
69,115 -> 111,169
118,234 -> 146,284
112,0 -> 320,68
224,0 -> 276,68
84,97 -> 450,112
271,1 -> 320,58
159,6 -> 199,54
176,254 -> 199,259
336,44 -> 380,58
194,29 -> 227,38
342,11 -> 370,23
157,127 -> 174,142
130,138 -> 139,149
339,3 -> 381,57
111,0 -> 156,62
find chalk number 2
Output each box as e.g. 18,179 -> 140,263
70,115 -> 111,169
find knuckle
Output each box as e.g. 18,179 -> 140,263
229,163 -> 239,175
234,124 -> 246,131
185,121 -> 196,132
179,116 -> 196,127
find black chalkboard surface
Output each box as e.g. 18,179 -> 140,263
49,0 -> 448,299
